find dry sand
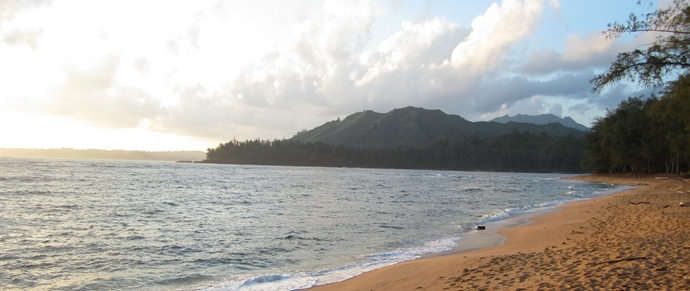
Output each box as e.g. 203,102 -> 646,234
309,174 -> 690,290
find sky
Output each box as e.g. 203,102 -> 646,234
0,0 -> 663,151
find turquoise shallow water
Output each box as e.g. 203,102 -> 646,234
0,157 -> 624,290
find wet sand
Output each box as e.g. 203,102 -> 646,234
308,174 -> 690,290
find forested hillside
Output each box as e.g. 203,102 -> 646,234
206,131 -> 585,173
291,107 -> 586,148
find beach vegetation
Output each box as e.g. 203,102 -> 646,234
584,0 -> 690,174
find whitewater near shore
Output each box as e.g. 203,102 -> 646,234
309,174 -> 690,290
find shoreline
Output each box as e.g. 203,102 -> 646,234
428,178 -> 637,258
422,206 -> 562,259
308,174 -> 690,290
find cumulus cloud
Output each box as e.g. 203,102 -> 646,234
481,95 -> 550,120
508,21 -> 665,120
356,18 -> 469,85
587,85 -> 656,110
1,0 -> 50,49
46,56 -> 161,128
230,0 -> 551,119
228,0 -> 385,111
187,11 -> 204,49
352,17 -> 471,110
2,28 -> 42,49
549,103 -> 562,117
28,0 -> 642,142
43,0 -> 564,140
0,0 -> 51,23
450,0 -> 545,72
44,55 -> 320,141
568,84 -> 655,121
167,40 -> 180,54
457,71 -> 592,116
518,27 -> 662,76
153,86 -> 322,141
152,87 -> 237,139
562,34 -> 614,62
132,57 -> 150,74
519,33 -> 619,75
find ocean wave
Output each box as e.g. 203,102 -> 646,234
198,273 -> 315,291
476,201 -> 567,225
197,234 -> 464,291
3,159 -> 637,291
476,184 -> 635,225
423,173 -> 445,178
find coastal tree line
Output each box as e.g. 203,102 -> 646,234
205,131 -> 586,173
583,0 -> 690,175
582,77 -> 690,174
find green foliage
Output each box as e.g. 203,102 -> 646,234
651,74 -> 690,170
591,0 -> 690,93
582,97 -> 656,173
582,85 -> 690,174
205,133 -> 587,173
584,1 -> 690,174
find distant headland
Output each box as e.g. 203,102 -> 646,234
0,148 -> 206,162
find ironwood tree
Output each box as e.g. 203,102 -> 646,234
591,0 -> 690,93
585,0 -> 690,174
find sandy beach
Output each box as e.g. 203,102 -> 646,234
309,174 -> 690,290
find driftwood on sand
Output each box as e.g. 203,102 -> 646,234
599,256 -> 648,265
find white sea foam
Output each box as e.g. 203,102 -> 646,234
476,185 -> 635,225
197,234 -> 466,291
197,182 -> 636,291
199,274 -> 315,291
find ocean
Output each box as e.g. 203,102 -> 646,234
0,157 -> 628,290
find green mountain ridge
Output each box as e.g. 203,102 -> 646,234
292,106 -> 586,148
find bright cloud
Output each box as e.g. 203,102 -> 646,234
450,0 -> 545,72
0,0 -> 658,150
46,56 -> 162,128
1,28 -> 43,49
